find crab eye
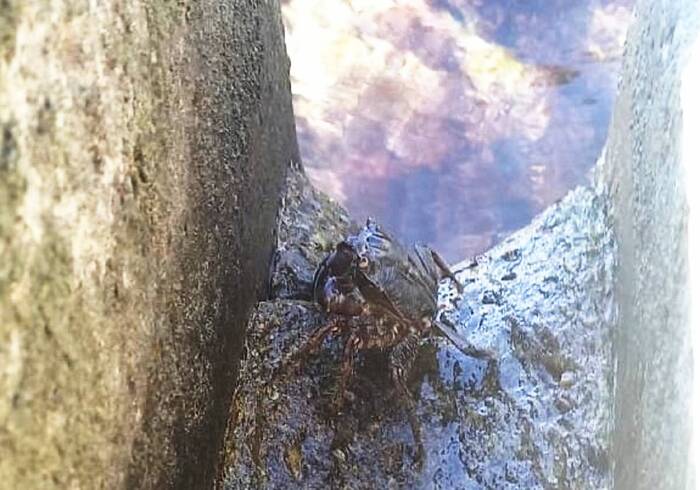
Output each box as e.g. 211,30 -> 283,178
358,255 -> 369,269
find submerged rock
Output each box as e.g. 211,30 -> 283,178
222,167 -> 616,488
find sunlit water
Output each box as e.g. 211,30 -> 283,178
282,0 -> 634,262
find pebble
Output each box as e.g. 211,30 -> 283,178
559,371 -> 575,388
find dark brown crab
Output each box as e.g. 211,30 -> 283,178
284,218 -> 495,463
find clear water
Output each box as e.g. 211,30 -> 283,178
282,0 -> 634,262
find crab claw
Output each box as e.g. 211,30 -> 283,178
321,277 -> 342,312
319,276 -> 364,316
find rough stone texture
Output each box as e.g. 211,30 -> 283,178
221,166 -> 616,489
219,0 -> 700,487
218,0 -> 700,487
268,162 -> 355,301
0,1 -> 297,488
597,0 -> 698,487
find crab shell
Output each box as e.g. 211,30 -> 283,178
344,219 -> 444,326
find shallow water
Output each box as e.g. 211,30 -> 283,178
283,0 -> 634,262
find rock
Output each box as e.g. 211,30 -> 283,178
220,0 -> 699,486
555,396 -> 573,413
269,163 -> 354,300
559,371 -> 576,389
221,171 -> 616,488
0,1 -> 297,488
219,0 -> 699,487
596,0 -> 697,487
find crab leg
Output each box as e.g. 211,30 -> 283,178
333,332 -> 362,412
279,316 -> 347,375
390,333 -> 425,466
429,248 -> 464,293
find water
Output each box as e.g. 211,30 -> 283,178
282,0 -> 634,262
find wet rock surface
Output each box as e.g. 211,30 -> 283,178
222,167 -> 616,489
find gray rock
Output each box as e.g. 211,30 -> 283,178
597,0 -> 698,487
221,0 -> 698,488
222,171 -> 616,489
559,371 -> 575,389
0,1 -> 296,488
269,162 -> 354,301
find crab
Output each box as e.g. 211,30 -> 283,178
284,218 -> 495,463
